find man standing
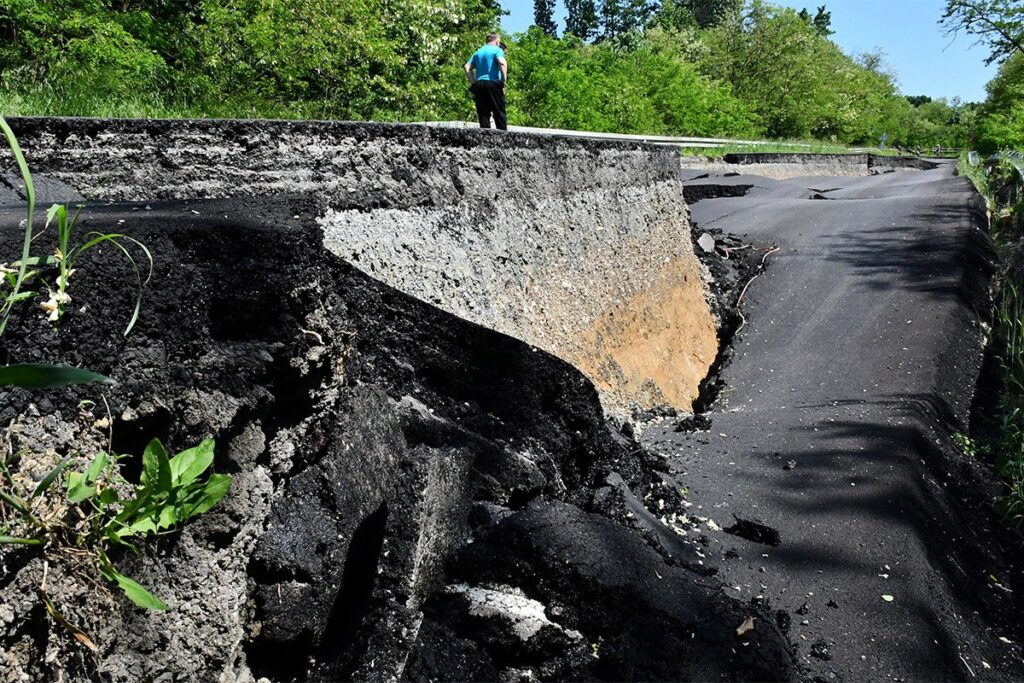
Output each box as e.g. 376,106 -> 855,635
465,33 -> 508,130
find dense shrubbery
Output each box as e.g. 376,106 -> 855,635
974,53 -> 1024,154
0,0 -> 910,144
506,28 -> 757,136
0,0 -> 1018,149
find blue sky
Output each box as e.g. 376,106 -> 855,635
497,0 -> 997,102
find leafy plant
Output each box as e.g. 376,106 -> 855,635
42,202 -> 153,336
0,438 -> 231,611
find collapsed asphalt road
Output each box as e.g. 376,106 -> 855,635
648,163 -> 1024,680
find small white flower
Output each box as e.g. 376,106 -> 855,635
40,297 -> 59,321
40,291 -> 72,322
55,269 -> 75,290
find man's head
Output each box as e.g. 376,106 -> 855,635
486,32 -> 500,45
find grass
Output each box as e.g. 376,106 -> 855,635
959,152 -> 1024,526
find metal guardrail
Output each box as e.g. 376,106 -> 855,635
416,120 -> 815,149
1007,151 -> 1024,177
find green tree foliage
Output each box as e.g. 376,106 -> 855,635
565,0 -> 601,40
701,3 -> 904,142
686,0 -> 742,29
975,51 -> 1024,152
507,27 -> 756,136
0,0 -> 501,120
0,0 -> 941,146
941,0 -> 1024,65
797,6 -> 832,36
599,0 -> 656,42
812,5 -> 833,37
900,97 -> 978,150
533,0 -> 558,37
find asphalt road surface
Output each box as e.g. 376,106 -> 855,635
646,163 -> 1024,680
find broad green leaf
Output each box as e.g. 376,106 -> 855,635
140,439 -> 172,493
127,516 -> 158,535
180,474 -> 232,520
32,457 -> 69,499
66,471 -> 96,504
169,439 -> 215,487
107,568 -> 169,611
98,488 -> 118,505
67,453 -> 109,503
103,525 -> 139,550
84,452 -> 109,485
0,364 -> 111,389
157,503 -> 179,529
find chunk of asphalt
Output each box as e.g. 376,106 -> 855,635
723,515 -> 782,546
675,413 -> 712,433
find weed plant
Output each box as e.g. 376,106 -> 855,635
1,438 -> 230,614
0,115 -> 152,387
0,116 -> 230,646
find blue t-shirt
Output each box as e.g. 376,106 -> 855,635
469,44 -> 505,82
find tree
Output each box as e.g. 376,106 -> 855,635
906,95 -> 933,107
654,0 -> 698,32
974,51 -> 1024,151
812,5 -> 833,36
941,0 -> 1024,64
533,0 -> 558,37
597,0 -> 655,42
686,0 -> 741,29
565,0 -> 600,41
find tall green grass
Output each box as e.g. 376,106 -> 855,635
962,152 -> 1024,525
995,281 -> 1024,525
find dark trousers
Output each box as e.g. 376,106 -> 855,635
472,80 -> 507,130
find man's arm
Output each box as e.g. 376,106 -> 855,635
498,57 -> 507,82
465,61 -> 475,85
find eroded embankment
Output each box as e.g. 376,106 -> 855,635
682,152 -> 939,180
0,201 -> 792,682
1,117 -> 717,415
0,120 -> 795,681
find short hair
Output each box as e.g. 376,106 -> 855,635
486,32 -> 500,43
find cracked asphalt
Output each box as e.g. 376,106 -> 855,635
645,163 -> 1024,680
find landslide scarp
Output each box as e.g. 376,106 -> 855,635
0,196 -> 794,681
